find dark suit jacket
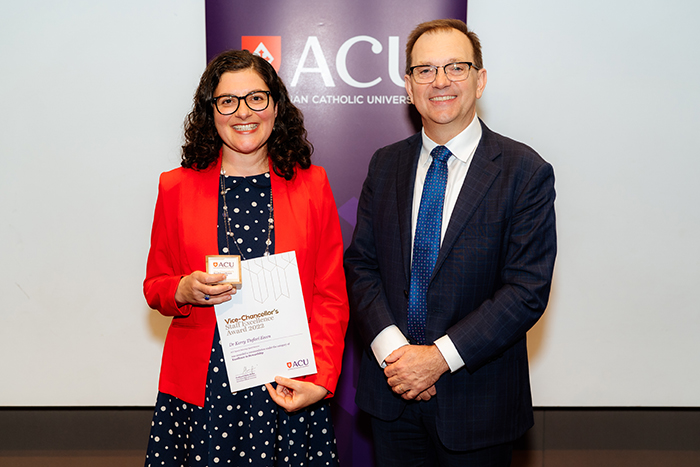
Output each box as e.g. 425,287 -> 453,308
344,120 -> 556,451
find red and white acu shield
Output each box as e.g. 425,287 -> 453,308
242,36 -> 282,71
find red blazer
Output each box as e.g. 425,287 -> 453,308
144,157 -> 349,407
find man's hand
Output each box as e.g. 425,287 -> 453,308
384,345 -> 449,400
414,385 -> 437,401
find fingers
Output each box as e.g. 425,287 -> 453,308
266,383 -> 296,411
207,282 -> 236,297
384,345 -> 448,393
198,283 -> 234,305
414,385 -> 437,401
191,271 -> 229,287
266,379 -> 328,413
273,379 -> 294,398
200,274 -> 236,303
265,383 -> 290,400
392,383 -> 435,401
391,383 -> 419,400
415,392 -> 431,401
175,272 -> 235,306
266,381 -> 300,412
385,346 -> 447,400
274,376 -> 301,391
384,345 -> 409,365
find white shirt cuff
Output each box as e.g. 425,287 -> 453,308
434,335 -> 465,373
370,325 -> 409,368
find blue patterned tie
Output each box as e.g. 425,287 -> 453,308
407,145 -> 451,344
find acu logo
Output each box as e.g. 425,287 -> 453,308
242,36 -> 282,71
287,359 -> 309,369
243,34 -> 405,89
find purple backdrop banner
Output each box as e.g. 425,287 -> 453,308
205,2 -> 467,464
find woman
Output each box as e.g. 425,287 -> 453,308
143,50 -> 348,466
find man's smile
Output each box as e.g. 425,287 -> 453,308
429,95 -> 456,102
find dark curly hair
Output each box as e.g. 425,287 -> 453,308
182,49 -> 312,180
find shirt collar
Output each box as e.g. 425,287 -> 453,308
419,114 -> 482,167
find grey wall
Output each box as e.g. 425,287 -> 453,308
468,0 -> 700,406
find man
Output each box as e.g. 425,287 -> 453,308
344,19 -> 556,466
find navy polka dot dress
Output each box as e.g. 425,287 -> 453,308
145,172 -> 339,467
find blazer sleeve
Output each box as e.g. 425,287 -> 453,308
299,168 -> 349,395
447,160 -> 556,373
344,150 -> 401,347
143,171 -> 194,318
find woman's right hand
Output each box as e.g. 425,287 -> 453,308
174,271 -> 236,306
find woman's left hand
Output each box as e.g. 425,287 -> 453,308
265,377 -> 329,413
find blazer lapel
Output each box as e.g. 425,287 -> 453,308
396,134 -> 422,282
433,123 -> 501,276
182,159 -> 221,273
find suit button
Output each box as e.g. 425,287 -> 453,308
403,290 -> 408,298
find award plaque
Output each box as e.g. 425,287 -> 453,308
206,255 -> 242,286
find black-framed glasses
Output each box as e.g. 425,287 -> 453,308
212,90 -> 271,115
408,62 -> 480,84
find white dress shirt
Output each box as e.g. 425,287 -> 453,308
370,114 -> 483,373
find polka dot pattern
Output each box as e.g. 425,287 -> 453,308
218,172 -> 274,258
144,328 -> 338,466
407,146 -> 451,344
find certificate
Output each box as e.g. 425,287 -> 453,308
214,251 -> 317,392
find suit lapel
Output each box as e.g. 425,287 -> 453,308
396,134 -> 422,282
182,159 -> 221,273
433,123 -> 501,276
